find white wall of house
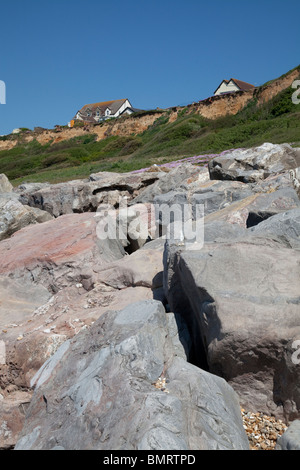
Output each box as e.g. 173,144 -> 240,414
214,80 -> 240,96
113,99 -> 132,117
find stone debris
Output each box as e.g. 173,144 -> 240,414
153,376 -> 169,393
241,409 -> 287,450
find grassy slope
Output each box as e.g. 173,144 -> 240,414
1,68 -> 300,186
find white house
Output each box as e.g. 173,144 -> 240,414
72,99 -> 139,125
214,79 -> 255,96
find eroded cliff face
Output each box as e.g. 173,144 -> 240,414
0,68 -> 298,152
0,112 -> 163,151
193,89 -> 255,119
256,69 -> 300,105
188,68 -> 300,119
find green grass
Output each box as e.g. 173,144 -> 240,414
1,69 -> 300,186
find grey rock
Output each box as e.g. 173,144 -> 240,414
276,420 -> 300,450
0,195 -> 53,241
209,143 -> 300,183
17,171 -> 165,218
130,164 -> 200,204
201,187 -> 300,230
244,187 -> 300,227
248,208 -> 300,249
164,238 -> 300,422
14,300 -> 249,450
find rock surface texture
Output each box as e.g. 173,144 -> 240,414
1,142 -> 300,450
14,300 -> 249,450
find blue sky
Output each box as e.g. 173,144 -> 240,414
0,0 -> 299,135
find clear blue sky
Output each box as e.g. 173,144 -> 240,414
0,0 -> 299,135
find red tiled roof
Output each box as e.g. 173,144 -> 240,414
79,99 -> 127,115
214,79 -> 255,95
230,79 -> 255,91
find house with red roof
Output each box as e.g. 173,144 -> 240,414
72,98 -> 141,125
214,78 -> 255,96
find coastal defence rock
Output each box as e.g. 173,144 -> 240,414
0,212 -> 125,292
276,420 -> 300,450
17,170 -> 166,218
0,195 -> 53,241
248,208 -> 300,250
14,300 -> 249,450
164,237 -> 300,422
2,141 -> 300,450
208,143 -> 300,183
0,238 -> 164,449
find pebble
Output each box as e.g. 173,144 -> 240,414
153,377 -> 170,394
241,409 -> 287,450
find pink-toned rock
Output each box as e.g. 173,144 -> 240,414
0,212 -> 125,292
1,284 -> 153,391
0,391 -> 32,450
0,230 -> 163,448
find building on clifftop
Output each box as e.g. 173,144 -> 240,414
70,98 -> 141,126
214,78 -> 255,96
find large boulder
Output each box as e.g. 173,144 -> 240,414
95,237 -> 165,293
164,238 -> 300,422
17,170 -> 166,218
153,180 -> 253,222
248,208 -> 300,250
0,212 -> 125,292
208,143 -> 300,183
276,420 -> 300,450
202,188 -> 299,229
0,391 -> 32,450
0,195 -> 53,241
14,300 -> 249,450
0,234 -> 164,448
130,164 -> 201,204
